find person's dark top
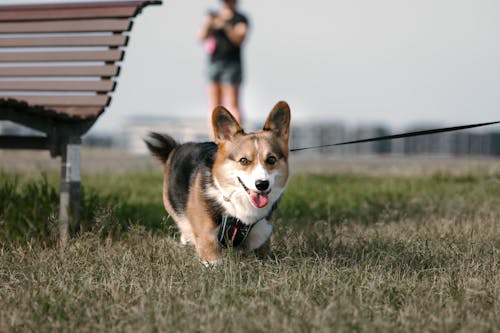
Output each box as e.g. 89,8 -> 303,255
209,11 -> 248,63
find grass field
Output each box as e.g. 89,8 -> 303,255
0,153 -> 499,332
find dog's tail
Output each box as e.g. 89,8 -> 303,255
144,132 -> 179,165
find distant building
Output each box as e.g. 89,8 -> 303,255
3,118 -> 498,156
123,117 -> 210,154
120,117 -> 500,156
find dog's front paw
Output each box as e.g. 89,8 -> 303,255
196,242 -> 222,267
200,257 -> 224,267
245,220 -> 272,251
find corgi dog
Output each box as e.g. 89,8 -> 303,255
145,101 -> 291,264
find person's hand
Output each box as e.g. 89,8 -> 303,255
212,16 -> 228,30
212,17 -> 226,30
202,14 -> 216,28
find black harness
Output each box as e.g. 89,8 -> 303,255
217,215 -> 256,248
216,200 -> 280,248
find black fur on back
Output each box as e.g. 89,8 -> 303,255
144,132 -> 179,164
167,141 -> 218,215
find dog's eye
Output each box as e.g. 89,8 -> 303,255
266,156 -> 277,165
239,157 -> 250,166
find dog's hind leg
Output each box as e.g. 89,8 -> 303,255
176,218 -> 195,245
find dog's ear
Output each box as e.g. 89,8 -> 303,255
212,106 -> 243,143
263,101 -> 291,141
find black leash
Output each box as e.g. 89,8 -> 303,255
290,120 -> 500,153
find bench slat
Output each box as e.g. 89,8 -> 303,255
0,80 -> 115,92
0,65 -> 120,77
0,35 -> 128,48
3,95 -> 110,107
0,50 -> 123,63
0,1 -> 160,15
0,19 -> 131,34
0,7 -> 137,22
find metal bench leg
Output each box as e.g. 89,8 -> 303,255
59,136 -> 81,243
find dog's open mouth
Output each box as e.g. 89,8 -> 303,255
237,177 -> 269,208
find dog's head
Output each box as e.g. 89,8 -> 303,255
211,101 -> 290,217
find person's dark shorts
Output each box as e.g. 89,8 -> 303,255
207,60 -> 242,85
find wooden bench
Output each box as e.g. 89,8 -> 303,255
0,0 -> 161,242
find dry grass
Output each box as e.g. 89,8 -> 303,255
1,148 -> 499,175
0,151 -> 499,332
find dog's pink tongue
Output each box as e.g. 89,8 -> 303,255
248,191 -> 269,208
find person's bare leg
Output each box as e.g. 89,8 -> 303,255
207,82 -> 222,112
221,84 -> 242,124
207,82 -> 222,137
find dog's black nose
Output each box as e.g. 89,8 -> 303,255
255,180 -> 269,191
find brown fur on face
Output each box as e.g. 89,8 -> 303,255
212,101 -> 291,196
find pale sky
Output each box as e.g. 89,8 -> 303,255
7,0 -> 500,133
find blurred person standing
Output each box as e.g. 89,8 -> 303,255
197,0 -> 249,125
